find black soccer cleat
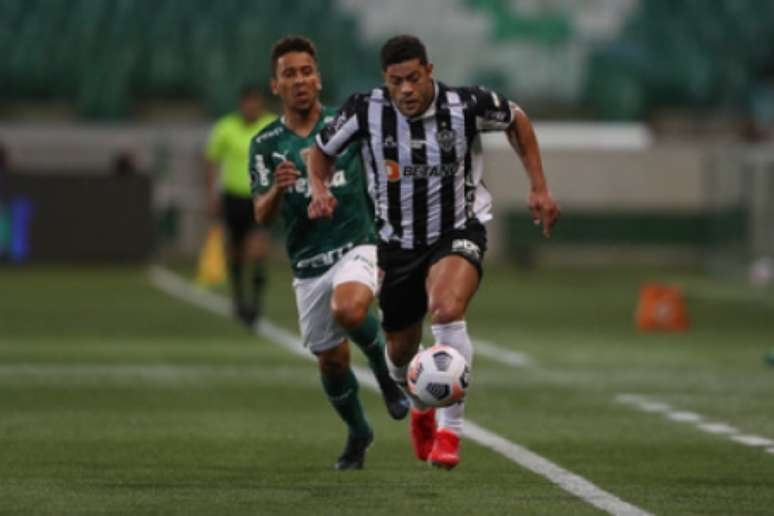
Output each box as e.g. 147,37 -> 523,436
334,431 -> 374,470
234,303 -> 258,329
376,373 -> 410,420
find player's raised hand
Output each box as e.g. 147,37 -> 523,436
308,188 -> 337,219
528,190 -> 560,238
274,161 -> 301,192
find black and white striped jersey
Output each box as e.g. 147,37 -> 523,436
316,80 -> 515,249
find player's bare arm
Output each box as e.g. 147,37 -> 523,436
254,160 -> 300,225
506,105 -> 560,237
307,145 -> 338,219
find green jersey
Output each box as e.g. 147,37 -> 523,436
249,107 -> 376,279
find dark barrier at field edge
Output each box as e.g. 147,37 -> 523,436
0,171 -> 152,263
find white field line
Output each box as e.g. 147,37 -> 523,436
697,422 -> 738,435
730,435 -> 774,447
148,266 -> 652,516
616,394 -> 774,455
0,364 -> 286,377
0,363 -> 311,384
473,339 -> 532,367
463,421 -> 651,516
666,411 -> 703,423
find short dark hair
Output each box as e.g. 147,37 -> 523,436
271,35 -> 318,76
380,35 -> 428,70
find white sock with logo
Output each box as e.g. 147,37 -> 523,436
384,345 -> 429,411
432,320 -> 473,435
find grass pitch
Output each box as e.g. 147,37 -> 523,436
1,262 -> 773,515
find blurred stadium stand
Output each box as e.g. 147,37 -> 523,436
586,0 -> 774,120
0,0 -> 377,118
2,0 -> 772,123
0,0 -> 773,277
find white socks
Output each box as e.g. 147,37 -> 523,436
384,346 -> 407,384
431,320 -> 472,363
383,320 -> 474,426
384,346 -> 429,411
432,320 -> 472,435
438,401 -> 465,435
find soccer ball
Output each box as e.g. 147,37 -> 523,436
407,344 -> 470,407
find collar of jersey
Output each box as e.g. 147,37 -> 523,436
279,106 -> 327,138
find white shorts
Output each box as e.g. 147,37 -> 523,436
292,244 -> 378,354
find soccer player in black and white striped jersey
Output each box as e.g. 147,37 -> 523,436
307,35 -> 559,469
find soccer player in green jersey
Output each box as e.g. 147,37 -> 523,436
250,36 -> 409,470
205,85 -> 276,326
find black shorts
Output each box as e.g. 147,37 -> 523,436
221,192 -> 261,245
378,223 -> 487,332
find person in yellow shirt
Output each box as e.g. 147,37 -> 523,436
205,85 -> 276,326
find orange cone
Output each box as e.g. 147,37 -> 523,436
635,283 -> 690,332
195,224 -> 226,287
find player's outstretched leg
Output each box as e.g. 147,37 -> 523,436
426,254 -> 480,470
347,313 -> 409,420
240,228 -> 269,327
332,282 -> 409,421
226,254 -> 246,323
384,325 -> 437,462
428,320 -> 473,469
246,261 -> 265,324
317,342 -> 373,470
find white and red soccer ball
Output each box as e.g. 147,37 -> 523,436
407,344 -> 470,407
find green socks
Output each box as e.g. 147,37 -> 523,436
347,313 -> 390,378
251,262 -> 266,317
321,368 -> 371,438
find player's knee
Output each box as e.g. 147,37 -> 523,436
318,350 -> 349,378
428,296 -> 466,324
331,299 -> 368,330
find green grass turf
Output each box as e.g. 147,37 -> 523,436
1,261 -> 773,515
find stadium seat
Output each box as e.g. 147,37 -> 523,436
0,0 -> 377,118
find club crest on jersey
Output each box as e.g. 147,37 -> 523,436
437,128 -> 457,152
383,135 -> 397,149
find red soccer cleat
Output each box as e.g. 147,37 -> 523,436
429,428 -> 460,469
410,408 -> 436,461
